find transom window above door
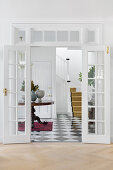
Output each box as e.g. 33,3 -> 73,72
12,23 -> 102,46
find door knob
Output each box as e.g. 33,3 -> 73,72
3,88 -> 7,96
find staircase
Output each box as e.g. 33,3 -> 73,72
70,88 -> 82,118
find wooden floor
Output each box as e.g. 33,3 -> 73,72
0,142 -> 113,170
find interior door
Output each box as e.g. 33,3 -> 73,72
3,45 -> 31,144
82,46 -> 110,144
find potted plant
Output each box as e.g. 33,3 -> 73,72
78,66 -> 95,88
78,66 -> 95,106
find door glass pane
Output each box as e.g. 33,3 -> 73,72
97,93 -> 104,106
88,122 -> 95,134
88,107 -> 95,120
88,93 -> 95,106
17,107 -> 25,120
88,79 -> 95,92
18,51 -> 25,65
18,121 -> 25,135
97,52 -> 104,65
88,52 -> 97,65
88,66 -> 95,78
88,50 -> 105,136
97,122 -> 104,135
8,50 -> 26,136
88,31 -> 95,42
97,66 -> 104,79
97,80 -> 104,92
31,30 -> 43,42
97,108 -> 104,121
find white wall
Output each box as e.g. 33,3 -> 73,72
0,0 -> 113,19
56,48 -> 82,88
56,77 -> 67,113
56,48 -> 82,113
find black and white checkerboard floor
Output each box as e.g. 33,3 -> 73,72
31,114 -> 82,142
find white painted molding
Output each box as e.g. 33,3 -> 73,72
0,136 -> 3,143
111,136 -> 113,143
0,18 -> 105,24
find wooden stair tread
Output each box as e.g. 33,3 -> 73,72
73,113 -> 82,117
72,98 -> 82,106
70,88 -> 82,118
72,91 -> 81,93
73,112 -> 82,114
71,92 -> 82,96
72,101 -> 82,102
72,96 -> 82,101
73,111 -> 82,113
73,106 -> 82,111
70,88 -> 76,93
73,111 -> 82,115
73,106 -> 82,107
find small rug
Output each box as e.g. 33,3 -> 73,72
18,122 -> 53,131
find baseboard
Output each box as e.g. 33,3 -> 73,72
67,112 -> 73,116
57,112 -> 67,114
0,136 -> 3,143
57,112 -> 72,116
111,136 -> 113,143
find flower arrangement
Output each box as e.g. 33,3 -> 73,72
21,80 -> 39,92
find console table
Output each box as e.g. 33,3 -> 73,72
19,101 -> 54,127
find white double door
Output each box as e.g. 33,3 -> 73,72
3,45 -> 110,144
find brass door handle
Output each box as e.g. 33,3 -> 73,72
3,88 -> 7,96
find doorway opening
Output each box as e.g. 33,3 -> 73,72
30,46 -> 82,142
3,45 -> 110,144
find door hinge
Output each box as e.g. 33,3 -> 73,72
107,46 -> 109,54
3,88 -> 7,96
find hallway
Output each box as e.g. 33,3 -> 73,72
31,114 -> 82,142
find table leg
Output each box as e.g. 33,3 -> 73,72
31,106 -> 48,128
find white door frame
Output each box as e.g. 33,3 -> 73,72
3,44 -> 111,144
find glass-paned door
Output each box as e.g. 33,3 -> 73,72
3,46 -> 31,144
82,46 -> 110,144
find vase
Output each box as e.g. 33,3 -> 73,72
36,90 -> 45,102
31,90 -> 37,101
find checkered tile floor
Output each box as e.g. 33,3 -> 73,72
31,114 -> 82,142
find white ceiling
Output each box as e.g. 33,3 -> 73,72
0,0 -> 113,20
